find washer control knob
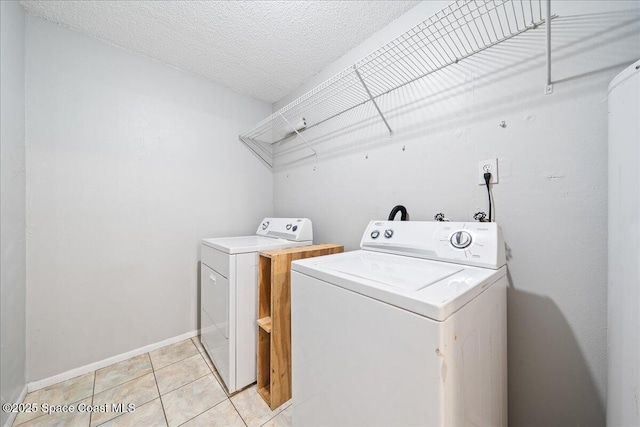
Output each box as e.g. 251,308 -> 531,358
261,221 -> 269,230
286,223 -> 292,230
292,225 -> 298,232
384,229 -> 394,238
450,231 -> 472,249
371,230 -> 380,239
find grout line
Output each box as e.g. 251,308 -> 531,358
198,352 -> 233,397
93,396 -> 158,427
227,382 -> 254,399
151,347 -> 200,373
11,407 -> 46,426
12,396 -> 92,427
198,352 -> 213,376
197,352 -> 218,379
227,397 -> 249,427
91,375 -> 159,426
154,355 -> 211,397
149,354 -> 170,427
23,341 -> 213,427
93,397 -> 159,427
89,371 -> 96,427
190,336 -> 204,353
92,368 -> 154,397
259,406 -> 287,427
152,352 -> 202,375
17,341 -> 200,427
12,374 -> 96,427
154,368 -> 222,426
158,371 -> 212,397
174,398 -> 230,427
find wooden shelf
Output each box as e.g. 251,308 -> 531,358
257,317 -> 272,333
256,243 -> 344,410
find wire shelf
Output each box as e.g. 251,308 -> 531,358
240,0 -> 550,168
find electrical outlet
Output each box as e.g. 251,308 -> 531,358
478,158 -> 498,185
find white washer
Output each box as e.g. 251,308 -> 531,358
201,218 -> 312,393
291,220 -> 507,426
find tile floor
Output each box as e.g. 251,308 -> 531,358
13,338 -> 291,427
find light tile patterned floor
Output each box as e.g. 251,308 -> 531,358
13,338 -> 292,427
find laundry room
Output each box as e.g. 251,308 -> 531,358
1,1 -> 638,427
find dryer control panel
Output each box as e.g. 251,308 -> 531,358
360,221 -> 505,269
256,218 -> 313,242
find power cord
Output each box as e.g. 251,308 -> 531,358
474,172 -> 494,222
484,172 -> 493,222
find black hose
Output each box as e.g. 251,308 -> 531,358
388,205 -> 408,221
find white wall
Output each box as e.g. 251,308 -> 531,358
0,1 -> 27,425
25,15 -> 272,382
273,1 -> 640,426
607,60 -> 640,427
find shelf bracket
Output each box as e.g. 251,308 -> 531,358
545,0 -> 553,95
354,66 -> 393,136
279,112 -> 317,158
239,136 -> 273,168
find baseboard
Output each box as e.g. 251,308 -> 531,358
27,329 -> 199,393
3,384 -> 28,427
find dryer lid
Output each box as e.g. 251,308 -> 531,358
202,235 -> 310,254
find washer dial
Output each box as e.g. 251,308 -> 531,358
450,231 -> 472,249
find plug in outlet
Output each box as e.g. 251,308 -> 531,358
478,158 -> 498,185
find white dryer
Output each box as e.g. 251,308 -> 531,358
201,218 -> 312,393
291,220 -> 506,426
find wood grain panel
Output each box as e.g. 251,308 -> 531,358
256,244 -> 344,409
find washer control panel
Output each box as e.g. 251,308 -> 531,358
360,221 -> 505,269
256,218 -> 313,242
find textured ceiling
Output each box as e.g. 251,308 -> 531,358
20,1 -> 418,102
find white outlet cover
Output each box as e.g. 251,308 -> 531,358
478,158 -> 499,185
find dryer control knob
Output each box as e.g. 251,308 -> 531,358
286,224 -> 292,230
450,231 -> 472,249
384,229 -> 394,238
371,230 -> 380,239
262,221 -> 269,230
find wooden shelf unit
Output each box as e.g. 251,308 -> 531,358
257,243 -> 344,410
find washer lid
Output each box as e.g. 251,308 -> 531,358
201,235 -> 310,254
292,250 -> 506,321
321,252 -> 463,291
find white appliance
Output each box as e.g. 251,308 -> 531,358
291,221 -> 507,426
201,218 -> 312,393
607,60 -> 639,426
